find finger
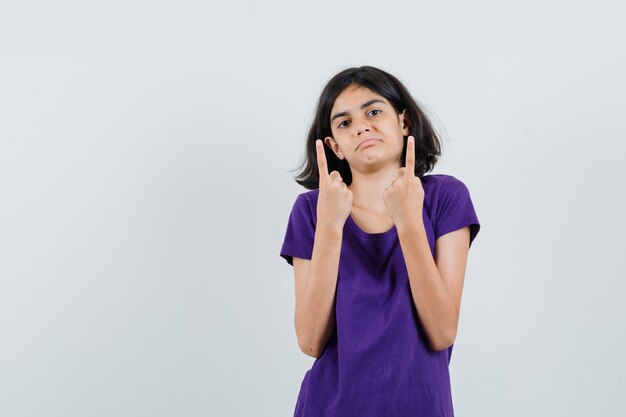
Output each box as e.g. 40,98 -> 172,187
405,136 -> 415,175
329,170 -> 343,183
316,139 -> 329,179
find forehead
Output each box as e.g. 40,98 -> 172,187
331,85 -> 388,111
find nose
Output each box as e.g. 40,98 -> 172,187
352,117 -> 371,136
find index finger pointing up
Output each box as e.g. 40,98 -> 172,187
316,139 -> 329,180
405,136 -> 415,175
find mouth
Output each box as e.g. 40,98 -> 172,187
356,138 -> 381,150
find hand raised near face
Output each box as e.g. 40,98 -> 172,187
382,136 -> 425,230
316,139 -> 353,231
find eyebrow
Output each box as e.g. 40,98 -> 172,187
331,99 -> 386,123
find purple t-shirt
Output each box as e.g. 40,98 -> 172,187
280,174 -> 480,417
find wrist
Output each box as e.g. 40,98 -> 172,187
396,216 -> 425,236
315,219 -> 345,238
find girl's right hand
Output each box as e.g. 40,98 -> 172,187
315,139 -> 353,230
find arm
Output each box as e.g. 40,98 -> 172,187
293,224 -> 343,358
397,224 -> 471,351
383,137 -> 472,351
292,139 -> 352,358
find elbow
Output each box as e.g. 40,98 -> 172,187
431,340 -> 453,352
295,326 -> 323,358
297,337 -> 322,358
430,332 -> 457,352
299,343 -> 322,358
295,315 -> 327,358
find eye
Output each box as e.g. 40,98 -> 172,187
337,110 -> 381,128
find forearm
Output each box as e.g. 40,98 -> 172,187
397,223 -> 457,351
295,223 -> 343,356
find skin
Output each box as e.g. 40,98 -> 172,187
293,84 -> 471,356
324,84 -> 411,227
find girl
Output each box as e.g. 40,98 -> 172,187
280,66 -> 480,417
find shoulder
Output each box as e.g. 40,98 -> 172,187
289,189 -> 320,223
420,173 -> 451,186
425,174 -> 480,245
293,188 -> 320,210
421,173 -> 468,198
296,188 -> 319,203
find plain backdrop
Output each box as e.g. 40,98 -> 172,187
1,1 -> 625,416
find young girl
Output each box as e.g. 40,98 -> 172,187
280,66 -> 480,417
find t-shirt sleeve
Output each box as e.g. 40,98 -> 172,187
280,193 -> 316,266
434,176 -> 481,248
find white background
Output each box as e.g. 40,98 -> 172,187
1,1 -> 625,416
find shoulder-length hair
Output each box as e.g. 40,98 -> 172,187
292,66 -> 442,190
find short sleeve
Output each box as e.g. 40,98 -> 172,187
280,193 -> 316,266
434,176 -> 481,248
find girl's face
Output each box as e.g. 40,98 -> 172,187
325,84 -> 410,172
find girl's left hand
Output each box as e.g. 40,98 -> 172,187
382,136 -> 425,230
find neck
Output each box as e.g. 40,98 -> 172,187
348,165 -> 399,213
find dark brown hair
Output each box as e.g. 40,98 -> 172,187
292,66 -> 442,189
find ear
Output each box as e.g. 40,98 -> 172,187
324,136 -> 344,160
400,109 -> 411,136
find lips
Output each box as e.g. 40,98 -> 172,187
357,138 -> 381,150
